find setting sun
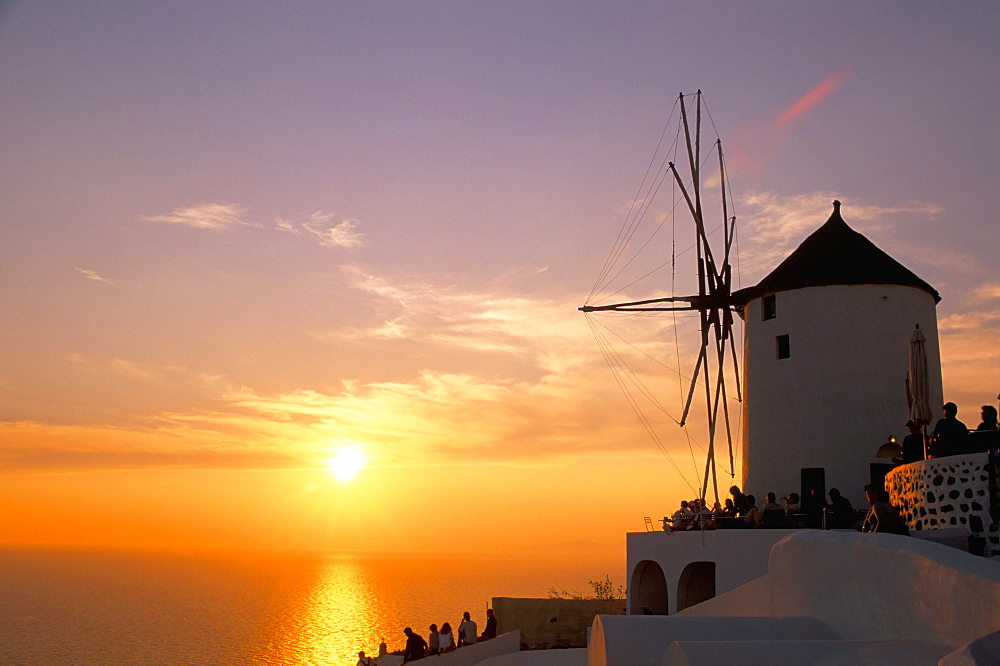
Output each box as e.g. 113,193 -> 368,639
326,448 -> 366,482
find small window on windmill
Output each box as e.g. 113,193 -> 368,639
762,294 -> 776,320
776,334 -> 790,359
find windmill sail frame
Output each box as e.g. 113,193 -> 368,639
581,90 -> 742,505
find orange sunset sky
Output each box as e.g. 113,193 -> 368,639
2,2 -> 998,555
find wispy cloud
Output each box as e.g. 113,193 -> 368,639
75,268 -> 112,283
0,420 -> 306,471
0,359 -> 656,473
938,282 -> 1000,336
728,69 -> 849,178
939,310 -> 1000,333
274,216 -> 298,234
213,367 -> 662,468
274,211 -> 365,249
143,204 -> 365,252
774,67 -> 850,127
111,358 -> 158,382
974,284 -> 1000,300
937,307 -> 1000,412
301,211 -> 364,249
335,265 -> 608,365
141,203 -> 252,230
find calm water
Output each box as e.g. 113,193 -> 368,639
0,546 -> 622,665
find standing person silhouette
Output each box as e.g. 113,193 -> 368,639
900,420 -> 924,464
930,402 -> 968,457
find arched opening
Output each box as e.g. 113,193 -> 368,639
677,561 -> 716,612
629,560 -> 668,615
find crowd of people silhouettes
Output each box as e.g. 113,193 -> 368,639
663,398 -> 997,537
664,485 -> 847,531
664,483 -> 862,532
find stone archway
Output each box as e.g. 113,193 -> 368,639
629,559 -> 668,615
677,561 -> 716,612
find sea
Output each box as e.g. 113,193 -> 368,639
0,545 -> 622,665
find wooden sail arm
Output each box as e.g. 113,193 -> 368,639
580,294 -> 737,313
580,295 -> 693,312
679,92 -> 704,227
711,320 -> 738,477
679,343 -> 706,427
668,161 -> 720,279
679,92 -> 698,205
668,161 -> 699,235
717,141 -> 738,268
729,326 -> 743,402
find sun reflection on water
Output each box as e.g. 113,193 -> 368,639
254,553 -> 624,665
265,558 -> 390,666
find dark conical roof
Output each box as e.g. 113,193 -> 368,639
732,200 -> 940,304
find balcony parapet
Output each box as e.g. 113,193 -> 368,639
885,451 -> 999,557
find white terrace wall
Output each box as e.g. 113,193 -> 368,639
767,531 -> 1000,647
587,615 -> 837,666
660,638 -> 955,665
478,647 -> 587,666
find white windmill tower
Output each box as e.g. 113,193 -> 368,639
581,92 -> 944,513
732,200 -> 943,509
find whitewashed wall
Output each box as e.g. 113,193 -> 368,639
741,284 -> 942,510
627,529 -> 794,615
766,531 -> 1000,646
610,532 -> 1000,666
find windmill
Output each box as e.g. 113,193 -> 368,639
580,91 -> 741,505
